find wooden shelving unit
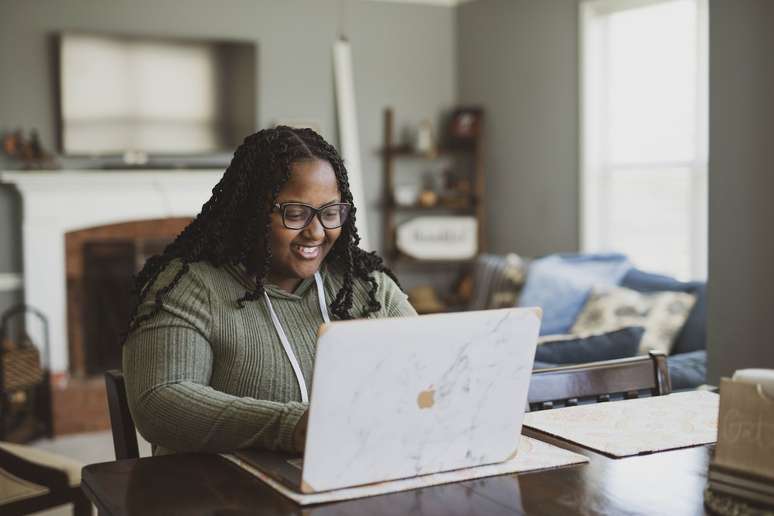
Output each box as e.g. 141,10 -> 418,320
381,106 -> 486,270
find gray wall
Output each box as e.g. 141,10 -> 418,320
456,0 -> 579,257
0,0 -> 457,311
707,0 -> 774,381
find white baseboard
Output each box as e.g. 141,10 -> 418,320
0,273 -> 23,292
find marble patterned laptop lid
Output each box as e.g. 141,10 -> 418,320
301,307 -> 542,493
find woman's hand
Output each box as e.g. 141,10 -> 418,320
292,410 -> 309,452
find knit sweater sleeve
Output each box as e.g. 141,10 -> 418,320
122,261 -> 306,454
373,272 -> 418,318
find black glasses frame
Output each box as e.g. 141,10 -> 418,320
272,202 -> 352,230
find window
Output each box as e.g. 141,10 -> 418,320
580,0 -> 708,280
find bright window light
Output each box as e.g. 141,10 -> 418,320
580,0 -> 708,280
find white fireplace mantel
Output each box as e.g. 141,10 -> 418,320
0,169 -> 223,373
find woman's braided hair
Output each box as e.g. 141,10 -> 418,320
125,126 -> 400,337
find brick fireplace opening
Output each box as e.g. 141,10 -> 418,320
55,217 -> 191,435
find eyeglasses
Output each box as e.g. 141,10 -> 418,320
272,202 -> 351,230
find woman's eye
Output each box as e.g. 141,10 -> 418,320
285,208 -> 307,220
322,212 -> 339,223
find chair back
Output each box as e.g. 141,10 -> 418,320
104,370 -> 139,460
527,351 -> 672,411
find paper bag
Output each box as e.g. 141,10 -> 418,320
714,377 -> 774,482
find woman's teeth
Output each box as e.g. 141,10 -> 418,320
296,245 -> 320,258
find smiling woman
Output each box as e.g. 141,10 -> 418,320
267,159 -> 347,292
121,126 -> 416,456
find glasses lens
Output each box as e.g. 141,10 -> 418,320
282,204 -> 313,229
320,204 -> 350,229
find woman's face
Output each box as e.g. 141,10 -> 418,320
266,159 -> 343,292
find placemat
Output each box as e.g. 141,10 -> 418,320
222,435 -> 587,505
523,390 -> 719,458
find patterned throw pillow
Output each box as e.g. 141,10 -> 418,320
571,286 -> 697,355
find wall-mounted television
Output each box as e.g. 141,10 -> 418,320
57,32 -> 257,158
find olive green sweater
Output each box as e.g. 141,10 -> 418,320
122,260 -> 416,456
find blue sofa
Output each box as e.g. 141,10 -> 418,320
468,255 -> 707,390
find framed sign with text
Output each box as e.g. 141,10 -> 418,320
396,216 -> 477,260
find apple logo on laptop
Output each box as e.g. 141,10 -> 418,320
417,387 -> 435,409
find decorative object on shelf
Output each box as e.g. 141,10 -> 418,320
0,305 -> 53,443
417,189 -> 439,208
407,285 -> 446,314
394,184 -> 420,207
414,119 -> 436,158
417,172 -> 439,207
446,107 -> 483,148
440,168 -> 473,208
1,128 -> 59,170
396,216 -> 478,260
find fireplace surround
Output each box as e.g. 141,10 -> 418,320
0,170 -> 222,376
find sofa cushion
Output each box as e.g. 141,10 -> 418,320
621,268 -> 706,354
0,442 -> 82,488
535,326 -> 644,364
571,286 -> 696,355
667,350 -> 707,390
518,253 -> 631,335
0,468 -> 49,505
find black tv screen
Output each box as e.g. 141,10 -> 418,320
58,32 -> 256,156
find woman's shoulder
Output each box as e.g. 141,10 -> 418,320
140,258 -> 229,303
324,264 -> 410,316
151,258 -> 212,285
324,264 -> 397,291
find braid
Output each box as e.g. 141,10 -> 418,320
125,126 -> 401,341
293,128 -> 400,319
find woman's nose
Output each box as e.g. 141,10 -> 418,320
302,215 -> 325,240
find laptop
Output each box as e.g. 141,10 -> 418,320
235,307 -> 541,494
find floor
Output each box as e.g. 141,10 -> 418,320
26,430 -> 151,515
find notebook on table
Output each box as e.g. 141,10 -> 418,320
235,307 -> 543,494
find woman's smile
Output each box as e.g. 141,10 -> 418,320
292,243 -> 323,260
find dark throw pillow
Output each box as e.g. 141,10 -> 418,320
535,326 -> 645,365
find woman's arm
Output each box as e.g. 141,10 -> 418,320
375,272 -> 418,318
122,261 -> 306,454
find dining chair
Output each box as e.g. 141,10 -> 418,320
0,440 -> 91,515
104,370 -> 139,460
527,351 -> 672,411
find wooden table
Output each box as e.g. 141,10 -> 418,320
81,431 -> 713,515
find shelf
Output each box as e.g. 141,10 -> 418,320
381,107 -> 485,283
390,202 -> 475,214
379,145 -> 473,158
389,252 -> 477,267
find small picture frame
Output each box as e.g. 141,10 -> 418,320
446,107 -> 483,147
